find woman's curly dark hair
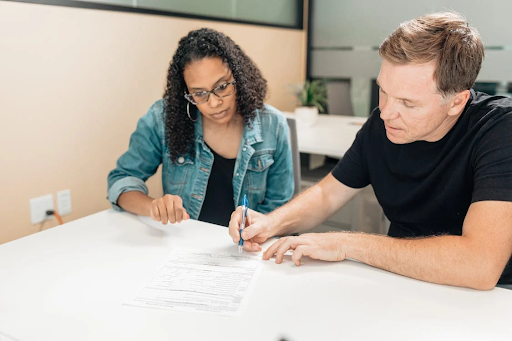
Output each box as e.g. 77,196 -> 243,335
163,28 -> 267,161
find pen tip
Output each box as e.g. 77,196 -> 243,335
238,246 -> 242,253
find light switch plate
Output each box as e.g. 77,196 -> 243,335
57,189 -> 72,216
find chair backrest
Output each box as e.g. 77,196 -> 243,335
286,117 -> 301,196
326,80 -> 354,116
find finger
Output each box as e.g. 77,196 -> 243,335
228,207 -> 243,243
252,234 -> 270,244
242,239 -> 262,252
184,212 -> 190,220
241,219 -> 265,241
149,201 -> 159,221
275,238 -> 296,264
165,198 -> 176,224
174,197 -> 185,223
157,200 -> 168,224
263,239 -> 285,260
292,245 -> 311,266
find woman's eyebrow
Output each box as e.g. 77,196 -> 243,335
190,73 -> 231,91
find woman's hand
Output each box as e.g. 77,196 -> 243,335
149,194 -> 190,224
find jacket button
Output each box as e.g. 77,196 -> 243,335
236,173 -> 239,176
178,157 -> 185,164
243,147 -> 247,151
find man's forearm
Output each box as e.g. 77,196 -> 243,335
342,232 -> 500,290
269,175 -> 362,237
268,185 -> 332,236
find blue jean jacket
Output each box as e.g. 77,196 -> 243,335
107,100 -> 294,219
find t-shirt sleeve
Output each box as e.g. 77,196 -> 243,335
331,119 -> 371,189
472,111 -> 512,203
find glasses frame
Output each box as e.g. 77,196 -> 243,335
184,80 -> 237,105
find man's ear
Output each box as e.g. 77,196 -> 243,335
447,90 -> 471,117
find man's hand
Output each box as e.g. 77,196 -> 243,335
228,207 -> 276,252
149,194 -> 189,224
263,233 -> 347,266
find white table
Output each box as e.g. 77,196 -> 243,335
1,210 -> 511,341
283,112 -> 367,160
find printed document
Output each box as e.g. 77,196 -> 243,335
125,249 -> 261,316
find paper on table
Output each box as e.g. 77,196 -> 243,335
125,249 -> 261,316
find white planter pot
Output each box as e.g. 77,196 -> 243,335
295,106 -> 319,127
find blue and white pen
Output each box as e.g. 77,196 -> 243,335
238,194 -> 249,253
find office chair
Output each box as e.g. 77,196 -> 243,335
326,80 -> 354,116
286,117 -> 301,196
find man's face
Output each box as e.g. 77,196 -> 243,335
377,59 -> 455,144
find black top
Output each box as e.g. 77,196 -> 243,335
332,90 -> 512,284
198,144 -> 236,227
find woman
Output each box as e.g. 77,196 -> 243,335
107,28 -> 294,228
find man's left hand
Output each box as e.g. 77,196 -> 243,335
262,233 -> 347,266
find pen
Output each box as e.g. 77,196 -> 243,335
238,194 -> 248,253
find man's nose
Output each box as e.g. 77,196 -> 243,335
380,99 -> 400,120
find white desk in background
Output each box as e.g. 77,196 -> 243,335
283,112 -> 367,168
0,210 -> 511,341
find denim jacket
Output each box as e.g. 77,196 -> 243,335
107,100 -> 294,219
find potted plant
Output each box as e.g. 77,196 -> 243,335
293,79 -> 327,127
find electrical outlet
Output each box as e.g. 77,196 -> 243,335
57,189 -> 72,216
29,194 -> 54,224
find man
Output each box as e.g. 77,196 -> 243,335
229,12 -> 512,290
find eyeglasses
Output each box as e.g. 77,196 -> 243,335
184,80 -> 237,105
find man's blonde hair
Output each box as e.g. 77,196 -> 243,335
379,12 -> 484,98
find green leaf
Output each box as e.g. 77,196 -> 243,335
291,79 -> 328,112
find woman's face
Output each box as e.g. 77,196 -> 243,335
183,57 -> 238,125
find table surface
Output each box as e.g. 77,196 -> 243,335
284,113 -> 368,158
1,210 -> 511,341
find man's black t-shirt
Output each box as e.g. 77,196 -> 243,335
332,90 -> 512,284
